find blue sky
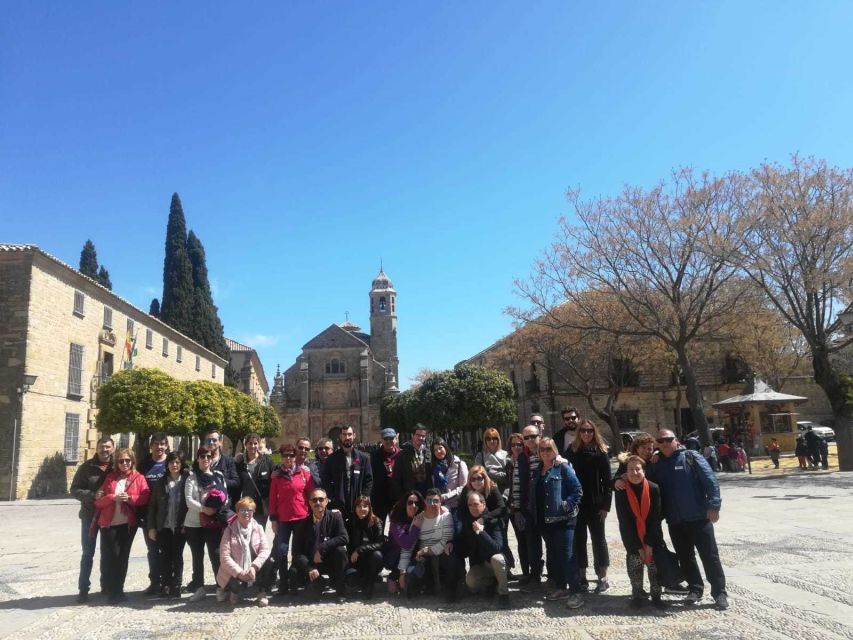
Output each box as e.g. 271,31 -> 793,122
2,2 -> 852,389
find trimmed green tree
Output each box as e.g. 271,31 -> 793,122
149,298 -> 160,318
96,368 -> 196,437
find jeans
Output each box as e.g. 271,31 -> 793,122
141,520 -> 160,586
541,522 -> 574,590
78,517 -> 101,593
510,513 -> 530,576
668,519 -> 726,598
523,513 -> 543,578
273,521 -> 298,587
157,528 -> 186,590
574,508 -> 610,575
100,525 -> 137,597
185,526 -> 222,588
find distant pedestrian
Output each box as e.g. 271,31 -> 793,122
795,436 -> 809,470
804,427 -> 821,469
768,438 -> 780,469
819,438 -> 829,470
717,441 -> 731,472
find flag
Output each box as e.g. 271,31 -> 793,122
125,330 -> 138,363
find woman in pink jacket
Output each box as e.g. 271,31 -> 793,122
93,447 -> 151,603
216,497 -> 275,606
268,443 -> 315,593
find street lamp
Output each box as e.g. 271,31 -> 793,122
9,373 -> 37,501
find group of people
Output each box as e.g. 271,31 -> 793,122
70,409 -> 728,612
794,427 -> 830,470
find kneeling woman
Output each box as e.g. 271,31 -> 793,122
216,498 -> 275,607
94,448 -> 151,603
345,495 -> 386,600
534,437 -> 583,610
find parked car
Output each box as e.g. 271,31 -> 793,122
685,427 -> 726,443
796,421 -> 835,442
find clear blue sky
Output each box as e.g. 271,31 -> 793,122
2,2 -> 852,389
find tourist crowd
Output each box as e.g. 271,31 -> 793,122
70,409 -> 728,612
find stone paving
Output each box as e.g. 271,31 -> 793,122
1,471 -> 852,640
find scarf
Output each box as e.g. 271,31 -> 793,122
236,521 -> 253,576
626,479 -> 651,564
277,463 -> 299,481
433,458 -> 449,491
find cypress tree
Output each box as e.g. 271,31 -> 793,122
79,240 -> 99,279
159,193 -> 195,335
186,230 -> 229,359
97,266 -> 112,290
149,298 -> 160,317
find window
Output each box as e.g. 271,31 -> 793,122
722,354 -> 749,384
146,328 -> 153,349
325,358 -> 346,375
100,352 -> 114,384
195,355 -> 201,371
176,345 -> 183,363
73,290 -> 85,317
616,410 -> 640,432
609,357 -> 640,388
391,295 -> 396,313
211,363 -> 217,379
67,343 -> 84,397
64,413 -> 80,462
103,306 -> 113,330
162,337 -> 169,357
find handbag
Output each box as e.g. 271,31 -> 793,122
652,543 -> 685,588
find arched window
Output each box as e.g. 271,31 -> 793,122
379,296 -> 386,312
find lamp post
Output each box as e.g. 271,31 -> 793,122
9,373 -> 37,502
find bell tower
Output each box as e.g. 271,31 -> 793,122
369,267 -> 398,386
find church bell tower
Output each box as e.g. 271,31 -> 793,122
369,267 -> 399,387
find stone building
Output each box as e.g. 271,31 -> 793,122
460,333 -> 833,451
225,337 -> 269,404
0,244 -> 227,500
270,269 -> 400,445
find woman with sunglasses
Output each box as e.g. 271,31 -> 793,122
505,433 -> 530,581
460,464 -> 514,575
268,443 -> 314,596
147,451 -> 189,598
533,437 -> 583,609
474,428 -> 509,493
431,437 -> 468,515
184,444 -> 230,602
94,447 -> 151,603
216,497 -> 275,606
613,433 -> 656,490
566,419 -> 612,594
385,491 -> 424,594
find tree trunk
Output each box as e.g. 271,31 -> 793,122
676,345 -> 711,446
811,347 -> 853,471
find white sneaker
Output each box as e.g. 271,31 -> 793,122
216,588 -> 228,603
189,586 -> 206,603
256,592 -> 269,607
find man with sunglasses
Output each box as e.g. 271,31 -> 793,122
530,414 -> 546,437
554,408 -> 581,458
371,427 -> 400,527
308,437 -> 333,487
653,429 -> 727,610
290,488 -> 349,603
203,430 -> 240,509
517,425 -> 545,591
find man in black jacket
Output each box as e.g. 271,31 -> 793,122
137,432 -> 170,595
370,427 -> 400,526
323,425 -> 373,521
553,407 -> 580,458
203,430 -> 240,507
460,491 -> 510,609
289,488 -> 349,603
69,435 -> 114,602
391,424 -> 431,499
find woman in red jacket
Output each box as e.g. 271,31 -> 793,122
94,447 -> 151,603
268,443 -> 314,594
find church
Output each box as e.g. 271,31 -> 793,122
270,268 -> 400,445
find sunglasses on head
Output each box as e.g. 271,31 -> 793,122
656,437 -> 676,443
523,435 -> 538,441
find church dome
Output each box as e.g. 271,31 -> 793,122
371,268 -> 395,291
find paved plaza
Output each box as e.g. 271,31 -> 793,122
1,470 -> 852,640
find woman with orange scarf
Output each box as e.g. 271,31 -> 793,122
614,455 -> 666,610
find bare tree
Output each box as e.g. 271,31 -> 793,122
740,155 -> 853,469
515,169 -> 750,446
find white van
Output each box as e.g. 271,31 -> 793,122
796,421 -> 835,442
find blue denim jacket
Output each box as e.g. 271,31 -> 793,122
532,462 -> 583,525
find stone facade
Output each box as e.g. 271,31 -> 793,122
225,337 -> 269,405
270,269 -> 399,446
460,333 -> 834,449
0,244 -> 227,500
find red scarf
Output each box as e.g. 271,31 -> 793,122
626,479 -> 651,564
